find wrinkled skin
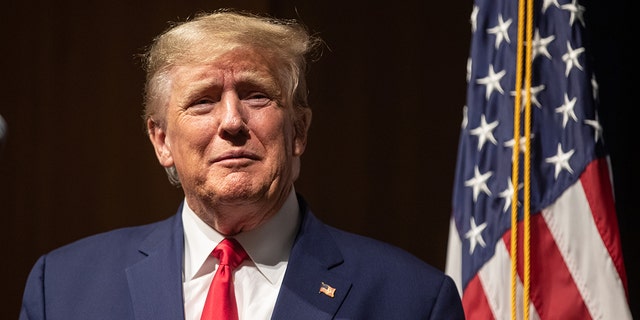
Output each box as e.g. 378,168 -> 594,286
148,48 -> 311,235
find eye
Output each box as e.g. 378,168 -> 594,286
243,92 -> 272,107
186,97 -> 216,114
194,98 -> 215,105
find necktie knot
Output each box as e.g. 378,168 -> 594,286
213,238 -> 248,271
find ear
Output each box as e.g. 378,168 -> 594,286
147,118 -> 174,167
293,107 -> 312,156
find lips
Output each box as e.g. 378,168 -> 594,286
212,150 -> 261,163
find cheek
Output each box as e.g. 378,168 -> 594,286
261,118 -> 295,155
167,117 -> 216,155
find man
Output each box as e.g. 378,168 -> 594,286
20,9 -> 465,319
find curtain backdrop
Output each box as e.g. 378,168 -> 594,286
1,0 -> 633,318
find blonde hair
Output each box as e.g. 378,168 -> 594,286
142,9 -> 322,125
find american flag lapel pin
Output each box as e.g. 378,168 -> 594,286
319,282 -> 336,298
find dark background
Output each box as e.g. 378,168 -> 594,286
1,0 -> 634,318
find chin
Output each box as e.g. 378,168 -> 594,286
207,180 -> 262,202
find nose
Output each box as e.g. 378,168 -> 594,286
218,91 -> 249,136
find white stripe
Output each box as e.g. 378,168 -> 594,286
541,180 -> 631,320
445,217 -> 463,297
478,240 -> 540,320
447,216 -> 541,319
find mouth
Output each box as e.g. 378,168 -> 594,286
212,150 -> 261,164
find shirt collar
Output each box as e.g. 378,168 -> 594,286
182,188 -> 300,284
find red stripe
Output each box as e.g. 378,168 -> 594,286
462,274 -> 494,320
503,215 -> 591,319
580,158 -> 628,295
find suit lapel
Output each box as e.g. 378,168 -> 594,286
126,209 -> 185,320
271,197 -> 352,320
122,199 -> 352,320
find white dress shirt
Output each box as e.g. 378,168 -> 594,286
181,189 -> 300,320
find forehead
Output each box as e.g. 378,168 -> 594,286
170,47 -> 279,86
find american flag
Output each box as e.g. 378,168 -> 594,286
444,0 -> 632,319
319,282 -> 336,298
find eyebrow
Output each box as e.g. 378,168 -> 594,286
174,69 -> 282,108
233,69 -> 280,94
175,78 -> 222,108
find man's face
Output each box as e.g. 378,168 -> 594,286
148,48 -> 308,217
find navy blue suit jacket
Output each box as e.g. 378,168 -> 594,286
20,195 -> 465,319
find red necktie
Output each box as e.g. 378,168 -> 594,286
200,238 -> 248,320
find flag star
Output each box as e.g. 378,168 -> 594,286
555,94 -> 578,128
545,143 -> 575,179
467,57 -> 472,82
470,115 -> 499,150
504,134 -> 535,159
498,179 -> 523,213
542,0 -> 560,13
591,75 -> 599,100
462,105 -> 469,129
562,41 -> 585,77
487,14 -> 512,49
464,166 -> 493,202
561,0 -> 586,27
531,29 -> 555,61
585,117 -> 603,143
510,85 -> 546,111
470,5 -> 479,33
465,217 -> 488,254
476,64 -> 506,100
